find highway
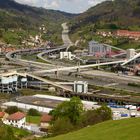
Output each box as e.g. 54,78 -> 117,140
6,48 -> 55,69
37,23 -> 73,64
33,60 -> 125,74
61,22 -> 74,50
4,22 -> 140,93
37,46 -> 66,64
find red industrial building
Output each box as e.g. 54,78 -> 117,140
116,30 -> 140,38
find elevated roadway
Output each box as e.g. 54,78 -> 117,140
37,46 -> 66,64
1,71 -> 73,92
122,53 -> 140,66
5,48 -> 55,69
37,23 -> 73,63
103,44 -> 126,52
25,73 -> 73,92
33,60 -> 125,74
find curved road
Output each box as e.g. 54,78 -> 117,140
37,23 -> 73,63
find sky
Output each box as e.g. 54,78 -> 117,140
15,0 -> 107,13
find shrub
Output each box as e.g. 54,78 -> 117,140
27,108 -> 41,116
5,106 -> 22,114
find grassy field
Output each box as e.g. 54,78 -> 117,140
12,126 -> 31,138
0,125 -> 31,140
26,116 -> 41,125
44,118 -> 140,140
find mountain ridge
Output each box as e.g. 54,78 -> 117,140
70,0 -> 140,32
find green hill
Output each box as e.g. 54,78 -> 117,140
0,0 -> 74,30
0,0 -> 75,45
45,118 -> 140,140
70,0 -> 140,33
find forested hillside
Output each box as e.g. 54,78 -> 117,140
70,0 -> 140,32
0,0 -> 75,46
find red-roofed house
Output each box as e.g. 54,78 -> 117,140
40,114 -> 52,128
3,112 -> 26,128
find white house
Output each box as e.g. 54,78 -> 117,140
3,112 -> 26,128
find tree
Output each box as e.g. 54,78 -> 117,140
50,97 -> 84,125
5,106 -> 21,115
82,105 -> 112,127
82,110 -> 102,127
68,97 -> 84,124
96,105 -> 112,121
27,108 -> 41,116
50,117 -> 74,136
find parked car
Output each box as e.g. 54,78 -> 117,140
130,112 -> 136,117
121,113 -> 128,117
137,107 -> 140,111
125,105 -> 137,110
129,106 -> 137,110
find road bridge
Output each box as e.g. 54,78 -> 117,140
37,46 -> 66,64
103,44 -> 126,52
33,60 -> 125,74
0,71 -> 73,92
37,23 -> 74,63
25,73 -> 73,92
6,48 -> 55,69
121,53 -> 140,66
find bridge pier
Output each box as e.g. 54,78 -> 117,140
55,71 -> 59,77
96,60 -> 100,70
76,68 -> 80,74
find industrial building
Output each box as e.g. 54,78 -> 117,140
73,81 -> 88,94
88,41 -> 111,57
60,52 -> 75,60
126,49 -> 136,59
0,72 -> 27,93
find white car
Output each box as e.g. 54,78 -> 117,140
130,112 -> 136,117
125,105 -> 136,110
129,106 -> 137,110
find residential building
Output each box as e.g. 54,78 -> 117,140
40,114 -> 52,128
3,112 -> 26,128
116,30 -> 140,39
